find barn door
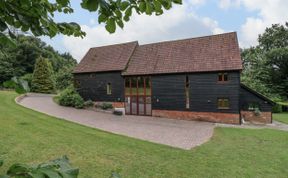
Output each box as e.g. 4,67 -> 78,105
125,76 -> 151,116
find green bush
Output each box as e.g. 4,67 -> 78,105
0,156 -> 79,178
272,104 -> 283,113
3,80 -> 17,89
101,103 -> 113,110
20,73 -> 33,87
58,86 -> 84,109
84,100 -> 94,107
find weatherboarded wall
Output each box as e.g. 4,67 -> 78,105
74,71 -> 124,102
151,71 -> 241,113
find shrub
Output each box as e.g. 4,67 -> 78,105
31,57 -> 55,93
272,104 -> 283,113
58,86 -> 84,109
20,73 -> 33,87
55,68 -> 74,91
101,103 -> 113,110
3,80 -> 17,89
84,100 -> 94,108
0,156 -> 79,178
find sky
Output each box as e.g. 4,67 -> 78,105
42,0 -> 288,61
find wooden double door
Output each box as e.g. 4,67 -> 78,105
125,76 -> 152,116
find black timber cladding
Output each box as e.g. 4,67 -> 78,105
151,71 -> 240,113
240,84 -> 274,112
74,71 -> 124,102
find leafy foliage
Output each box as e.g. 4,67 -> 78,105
55,67 -> 74,91
58,86 -> 84,109
0,0 -> 182,45
100,103 -> 114,110
0,35 -> 77,85
2,80 -> 17,89
31,57 -> 55,93
0,156 -> 79,178
272,104 -> 283,113
241,22 -> 288,100
83,100 -> 94,108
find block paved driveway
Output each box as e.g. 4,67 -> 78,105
18,94 -> 215,150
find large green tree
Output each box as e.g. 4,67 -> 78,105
31,57 -> 55,93
242,23 -> 288,100
0,0 -> 182,45
0,35 -> 77,84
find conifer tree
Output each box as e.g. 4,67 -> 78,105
31,57 -> 54,93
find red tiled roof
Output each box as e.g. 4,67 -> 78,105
122,32 -> 242,75
73,41 -> 138,73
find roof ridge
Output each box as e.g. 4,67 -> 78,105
138,32 -> 237,47
90,41 -> 138,49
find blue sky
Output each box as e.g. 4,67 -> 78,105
42,0 -> 288,61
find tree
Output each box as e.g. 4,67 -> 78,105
31,57 -> 55,93
0,35 -> 77,85
241,23 -> 288,100
0,0 -> 182,45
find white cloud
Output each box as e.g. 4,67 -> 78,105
187,0 -> 206,6
218,0 -> 288,47
63,1 -> 224,61
218,0 -> 241,9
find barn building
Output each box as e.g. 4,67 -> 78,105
73,32 -> 274,124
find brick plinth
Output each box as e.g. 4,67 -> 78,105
112,102 -> 125,108
240,111 -> 272,124
152,110 -> 240,124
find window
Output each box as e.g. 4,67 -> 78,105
107,83 -> 112,95
217,98 -> 229,109
218,73 -> 228,82
248,102 -> 260,111
185,75 -> 190,109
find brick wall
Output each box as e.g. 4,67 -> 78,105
152,110 -> 240,124
240,111 -> 272,124
112,102 -> 125,108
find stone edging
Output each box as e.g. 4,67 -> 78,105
15,93 -> 27,103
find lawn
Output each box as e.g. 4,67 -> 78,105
1,91 -> 288,177
273,112 -> 288,124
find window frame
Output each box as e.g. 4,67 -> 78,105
185,75 -> 190,109
107,82 -> 112,95
217,98 -> 230,109
218,73 -> 228,82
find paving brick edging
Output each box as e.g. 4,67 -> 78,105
15,93 -> 27,103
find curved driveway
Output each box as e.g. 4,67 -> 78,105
18,94 -> 215,150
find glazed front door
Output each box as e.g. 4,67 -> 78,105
125,76 -> 151,116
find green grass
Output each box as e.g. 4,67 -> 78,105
273,112 -> 288,124
1,91 -> 288,177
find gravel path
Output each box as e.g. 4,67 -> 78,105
17,94 -> 215,150
216,120 -> 288,131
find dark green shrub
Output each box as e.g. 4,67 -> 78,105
84,100 -> 94,107
58,86 -> 84,109
15,85 -> 26,94
272,104 -> 283,113
20,73 -> 33,87
3,80 -> 17,89
0,156 -> 79,178
101,103 -> 113,110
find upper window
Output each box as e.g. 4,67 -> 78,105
217,98 -> 229,109
218,73 -> 228,82
107,83 -> 112,95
